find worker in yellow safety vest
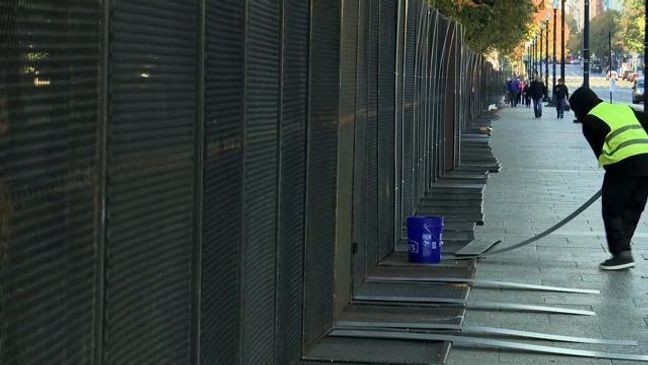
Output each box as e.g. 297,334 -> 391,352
569,87 -> 648,270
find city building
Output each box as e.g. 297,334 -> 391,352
567,0 -> 606,31
604,0 -> 625,11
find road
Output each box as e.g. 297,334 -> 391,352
558,63 -> 641,110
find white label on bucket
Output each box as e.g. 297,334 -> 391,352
408,240 -> 418,254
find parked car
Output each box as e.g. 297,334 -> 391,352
591,60 -> 602,73
632,77 -> 644,104
622,69 -> 633,80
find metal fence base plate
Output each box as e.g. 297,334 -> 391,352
302,335 -> 450,364
369,264 -> 475,281
367,274 -> 599,294
330,330 -> 648,362
340,304 -> 464,326
355,287 -> 596,316
356,280 -> 470,302
334,322 -> 637,345
454,239 -> 501,256
380,252 -> 476,267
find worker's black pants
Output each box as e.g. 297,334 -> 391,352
602,173 -> 648,255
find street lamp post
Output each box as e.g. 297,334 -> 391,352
533,39 -> 536,75
524,44 -> 528,77
536,32 -> 539,78
527,44 -> 531,78
609,30 -> 613,103
552,0 -> 558,103
535,34 -> 539,75
583,0 -> 590,88
561,0 -> 565,81
532,37 -> 536,76
545,17 -> 550,100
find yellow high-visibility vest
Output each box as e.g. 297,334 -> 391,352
588,103 -> 648,167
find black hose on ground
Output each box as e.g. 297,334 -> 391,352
456,189 -> 603,259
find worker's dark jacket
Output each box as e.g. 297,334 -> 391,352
569,87 -> 648,175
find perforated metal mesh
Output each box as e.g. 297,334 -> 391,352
364,0 -> 379,270
0,2 -> 100,363
335,0 -> 359,316
0,1 -> 503,363
241,0 -> 281,362
352,0 -> 370,292
304,0 -> 341,347
200,0 -> 245,363
275,0 -> 309,362
376,0 -> 396,261
105,1 -> 197,363
401,0 -> 417,230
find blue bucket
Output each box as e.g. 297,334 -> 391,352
407,216 -> 443,264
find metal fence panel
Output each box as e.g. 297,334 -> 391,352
376,0 -> 396,261
413,0 -> 425,202
0,1 -> 503,363
394,0 -> 405,245
105,1 -> 197,363
352,0 -> 369,292
0,1 -> 100,363
444,24 -> 457,172
242,0 -> 280,362
435,14 -> 447,179
421,8 -> 432,190
335,0 -> 358,317
201,0 -> 245,363
364,0 -> 379,270
304,0 -> 341,348
276,0 -> 309,362
401,0 -> 416,231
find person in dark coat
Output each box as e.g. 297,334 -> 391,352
553,78 -> 569,119
508,77 -> 521,107
569,87 -> 648,270
528,76 -> 546,118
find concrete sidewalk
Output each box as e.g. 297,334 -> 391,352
447,105 -> 648,364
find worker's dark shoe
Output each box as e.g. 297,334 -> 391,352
599,252 -> 635,270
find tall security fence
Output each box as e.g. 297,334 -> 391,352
0,0 -> 501,364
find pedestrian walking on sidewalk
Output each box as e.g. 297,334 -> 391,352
522,80 -> 531,108
528,76 -> 546,118
553,78 -> 569,119
506,77 -> 518,107
569,87 -> 648,270
516,78 -> 524,106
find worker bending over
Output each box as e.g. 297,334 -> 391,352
569,87 -> 648,270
